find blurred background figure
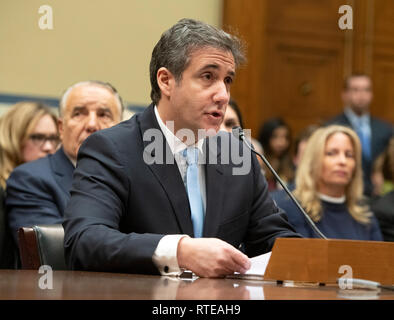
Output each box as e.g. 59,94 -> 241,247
220,98 -> 265,171
292,125 -> 320,171
326,73 -> 393,197
5,81 -> 123,245
276,125 -> 382,240
371,137 -> 394,197
0,102 -> 59,189
0,101 -> 58,268
271,124 -> 319,203
257,117 -> 294,191
370,137 -> 394,241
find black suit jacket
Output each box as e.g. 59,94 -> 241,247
326,112 -> 393,195
0,187 -> 16,268
370,191 -> 394,242
6,148 -> 74,244
63,104 -> 300,274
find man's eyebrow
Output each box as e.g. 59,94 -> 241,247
71,106 -> 87,112
199,64 -> 236,76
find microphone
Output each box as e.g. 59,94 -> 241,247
232,126 -> 327,239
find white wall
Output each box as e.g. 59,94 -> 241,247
0,0 -> 223,106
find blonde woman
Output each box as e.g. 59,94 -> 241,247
276,125 -> 382,240
0,102 -> 59,189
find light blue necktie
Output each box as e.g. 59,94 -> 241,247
183,147 -> 204,238
357,120 -> 371,161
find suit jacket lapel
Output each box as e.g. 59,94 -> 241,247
138,105 -> 194,237
369,117 -> 379,158
203,137 -> 225,237
50,147 -> 75,198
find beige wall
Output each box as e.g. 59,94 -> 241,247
0,0 -> 222,106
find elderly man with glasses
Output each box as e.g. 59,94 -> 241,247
5,81 -> 123,245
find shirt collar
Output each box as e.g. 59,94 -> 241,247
318,193 -> 346,204
60,146 -> 77,168
154,105 -> 204,156
344,107 -> 370,126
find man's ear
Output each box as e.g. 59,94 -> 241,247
58,118 -> 64,141
157,67 -> 175,98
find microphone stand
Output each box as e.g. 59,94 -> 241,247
233,127 -> 327,239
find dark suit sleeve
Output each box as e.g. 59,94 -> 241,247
63,132 -> 164,274
370,193 -> 394,242
369,215 -> 383,241
274,196 -> 313,238
6,165 -> 63,244
243,154 -> 302,257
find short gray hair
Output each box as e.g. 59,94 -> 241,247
149,18 -> 246,105
59,80 -> 124,117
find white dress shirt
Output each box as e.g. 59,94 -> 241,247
152,106 -> 206,276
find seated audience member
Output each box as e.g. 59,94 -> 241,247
5,81 -> 123,243
270,125 -> 319,203
0,186 -> 15,268
370,137 -> 394,241
276,125 -> 383,240
63,19 -> 301,278
371,137 -> 394,197
0,102 -> 59,189
258,117 -> 294,191
220,98 -> 264,170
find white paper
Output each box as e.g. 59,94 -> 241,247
245,251 -> 272,276
227,251 -> 272,280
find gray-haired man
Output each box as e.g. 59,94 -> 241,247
6,81 -> 123,243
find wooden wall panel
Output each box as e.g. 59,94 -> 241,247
263,36 -> 344,135
222,0 -> 394,139
371,0 -> 394,123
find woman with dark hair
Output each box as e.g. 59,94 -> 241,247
258,117 -> 294,191
370,137 -> 394,241
221,99 -> 265,170
221,98 -> 244,131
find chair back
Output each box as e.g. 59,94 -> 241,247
18,224 -> 67,270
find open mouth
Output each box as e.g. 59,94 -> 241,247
206,111 -> 223,119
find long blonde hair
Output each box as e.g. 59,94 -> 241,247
293,125 -> 371,224
0,102 -> 58,188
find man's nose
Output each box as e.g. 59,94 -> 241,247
213,81 -> 230,105
86,112 -> 99,132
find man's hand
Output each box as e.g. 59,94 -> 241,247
177,237 -> 251,278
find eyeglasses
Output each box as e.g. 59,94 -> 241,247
28,133 -> 60,148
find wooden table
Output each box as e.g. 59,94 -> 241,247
0,270 -> 393,300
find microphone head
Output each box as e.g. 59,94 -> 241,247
232,126 -> 243,140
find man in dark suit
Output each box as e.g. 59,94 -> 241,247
326,73 -> 393,196
6,81 -> 123,243
63,19 -> 300,278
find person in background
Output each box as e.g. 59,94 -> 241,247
5,81 -> 123,244
276,125 -> 382,240
0,102 -> 59,189
270,124 -> 319,204
258,117 -> 294,191
0,101 -> 58,268
370,137 -> 394,197
220,98 -> 265,171
326,73 -> 393,196
370,137 -> 394,241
